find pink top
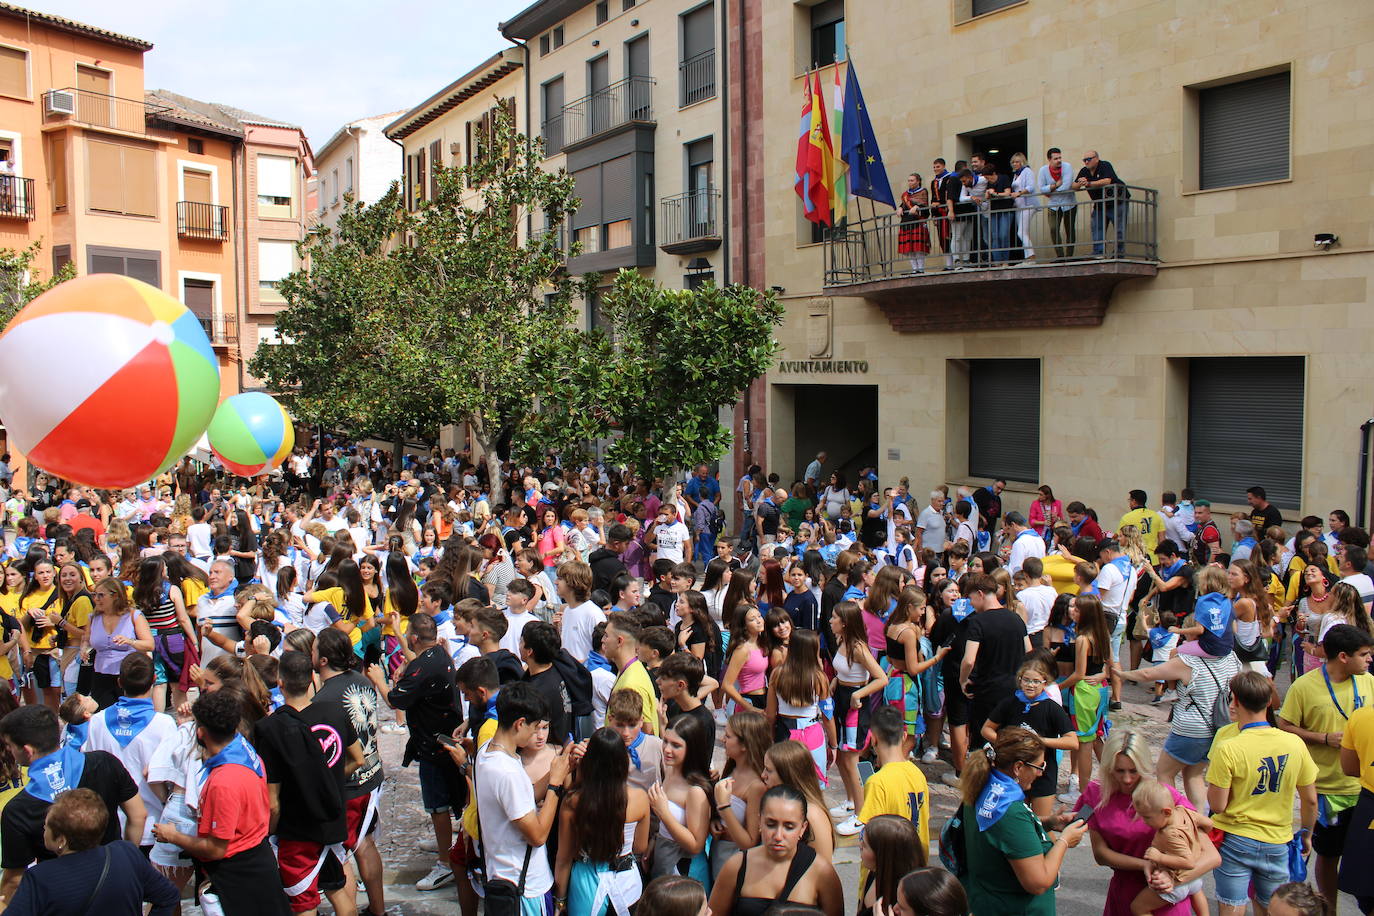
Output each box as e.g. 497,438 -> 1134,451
862,609 -> 886,657
537,525 -> 565,568
1075,779 -> 1195,916
1029,498 -> 1064,535
736,645 -> 768,695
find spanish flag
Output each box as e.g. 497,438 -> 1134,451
794,70 -> 834,226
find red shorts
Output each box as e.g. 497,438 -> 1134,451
277,838 -> 327,913
449,831 -> 476,871
345,791 -> 379,849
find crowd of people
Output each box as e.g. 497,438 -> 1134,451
0,438 -> 1367,916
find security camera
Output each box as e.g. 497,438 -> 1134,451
1314,233 -> 1338,249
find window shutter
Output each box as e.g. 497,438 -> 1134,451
1187,357 -> 1304,510
683,4 -> 714,58
601,155 -> 634,222
416,146 -> 427,202
430,140 -> 442,196
571,168 -> 599,230
971,0 -> 1019,16
86,140 -> 123,212
258,240 -> 295,283
183,279 -> 215,318
968,359 -> 1040,483
125,254 -> 159,288
257,156 -> 295,198
123,146 -> 156,217
0,46 -> 26,98
1199,72 -> 1290,190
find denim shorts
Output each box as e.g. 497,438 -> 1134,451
1215,832 -> 1288,907
417,759 -> 459,814
1162,731 -> 1213,766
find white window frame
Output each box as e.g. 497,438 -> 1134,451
257,239 -> 295,300
344,156 -> 354,192
256,154 -> 297,215
176,160 -> 220,204
331,168 -> 339,205
0,128 -> 23,175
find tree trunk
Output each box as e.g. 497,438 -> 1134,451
392,436 -> 404,472
472,420 -> 505,508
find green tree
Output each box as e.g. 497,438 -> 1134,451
0,240 -> 75,327
251,102 -> 587,504
526,270 -> 782,480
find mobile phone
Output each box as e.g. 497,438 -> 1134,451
436,734 -> 458,749
1074,804 -> 1094,823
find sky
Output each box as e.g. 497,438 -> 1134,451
25,0 -> 534,149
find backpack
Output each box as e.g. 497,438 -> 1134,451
1189,658 -> 1232,731
1190,522 -> 1218,567
707,503 -> 726,538
938,803 -> 969,878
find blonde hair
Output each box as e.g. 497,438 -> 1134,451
1099,729 -> 1155,805
1131,778 -> 1174,815
1117,524 -> 1148,566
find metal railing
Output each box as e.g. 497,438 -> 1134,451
531,224 -> 566,253
196,314 -> 238,346
679,49 -> 716,107
541,114 -> 565,157
561,75 -> 655,148
824,184 -> 1158,286
0,177 -> 35,220
660,188 -> 720,247
177,201 -> 229,241
45,87 -> 169,135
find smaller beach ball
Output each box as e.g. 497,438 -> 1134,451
0,273 -> 221,488
207,392 -> 294,477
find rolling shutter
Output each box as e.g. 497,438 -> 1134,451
683,4 -> 714,58
0,46 -> 26,98
1199,72 -> 1290,190
972,0 -> 1019,16
571,167 -> 599,230
601,155 -> 633,223
968,359 -> 1040,483
257,155 -> 295,199
1188,356 -> 1304,510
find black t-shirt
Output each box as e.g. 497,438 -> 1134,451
971,487 -> 1002,528
666,700 -> 714,739
1076,160 -> 1127,201
524,666 -> 570,746
487,648 -> 526,686
645,588 -> 675,627
965,607 -> 1027,699
1250,504 -> 1284,535
756,500 -> 781,536
313,670 -> 383,797
989,172 -> 1015,211
388,647 -> 461,765
253,704 -> 356,843
1,751 -> 136,869
1156,563 -> 1197,620
986,693 -> 1074,794
930,610 -> 972,686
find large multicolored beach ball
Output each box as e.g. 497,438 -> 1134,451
207,392 -> 294,477
0,273 -> 220,488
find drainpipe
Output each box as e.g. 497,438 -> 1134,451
718,0 -> 729,286
737,0 -> 753,472
231,137 -> 245,394
500,32 -> 533,240
1359,419 -> 1374,529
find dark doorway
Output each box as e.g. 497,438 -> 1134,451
780,384 -> 879,490
959,120 -> 1028,174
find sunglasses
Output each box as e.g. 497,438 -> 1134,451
1020,759 -> 1047,773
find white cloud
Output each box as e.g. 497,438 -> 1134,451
22,0 -> 532,146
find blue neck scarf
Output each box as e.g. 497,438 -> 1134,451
25,745 -> 86,802
1148,627 -> 1174,651
432,608 -> 453,627
484,694 -> 499,722
974,768 -> 1025,831
63,721 -> 88,751
1061,621 -> 1077,643
1236,537 -> 1257,551
952,598 -> 974,622
1015,529 -> 1039,543
1159,559 -> 1185,579
1070,518 -> 1085,537
200,733 -> 264,783
104,697 -> 156,749
627,730 -> 646,770
269,687 -> 285,711
1014,690 -> 1048,713
586,651 -> 614,673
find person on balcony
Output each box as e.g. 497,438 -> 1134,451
898,174 -> 930,275
1039,148 -> 1077,259
1011,153 -> 1038,264
1073,151 -> 1129,257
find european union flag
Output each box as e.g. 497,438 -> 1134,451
841,62 -> 895,209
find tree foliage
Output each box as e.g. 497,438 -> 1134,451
526,270 -> 782,480
0,240 -> 75,327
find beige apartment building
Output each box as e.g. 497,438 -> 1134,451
730,0 -> 1374,526
315,110 -> 403,233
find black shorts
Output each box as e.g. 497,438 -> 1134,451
29,655 -> 58,689
1313,803 -> 1355,858
944,681 -> 969,727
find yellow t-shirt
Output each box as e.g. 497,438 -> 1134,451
180,578 -> 209,612
0,766 -> 27,813
1208,724 -> 1317,844
1278,667 -> 1374,795
63,594 -> 94,630
383,594 -> 410,638
858,759 -> 931,852
306,587 -> 373,620
1119,509 -> 1166,562
612,659 -> 660,737
1340,706 -> 1374,795
461,716 -> 500,839
20,587 -> 60,651
0,593 -> 19,616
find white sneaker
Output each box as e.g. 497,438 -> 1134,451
940,771 -> 962,788
828,800 -> 854,818
1057,774 -> 1081,805
834,814 -> 863,836
1160,689 -> 1179,703
418,836 -> 438,853
416,862 -> 454,891
921,748 -> 939,765
382,723 -> 406,735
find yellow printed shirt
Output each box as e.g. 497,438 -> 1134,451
1208,724 -> 1317,845
63,595 -> 94,631
1340,706 -> 1374,795
858,759 -> 931,851
612,659 -> 661,737
20,587 -> 60,652
1279,667 -> 1374,794
1119,509 -> 1166,562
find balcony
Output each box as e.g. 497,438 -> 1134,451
197,314 -> 237,347
679,50 -> 716,107
659,188 -> 721,255
177,201 -> 230,241
43,88 -> 170,136
0,177 -> 35,220
561,76 -> 655,151
822,185 -> 1159,333
541,115 -> 565,157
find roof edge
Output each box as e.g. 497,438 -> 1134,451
499,0 -> 591,41
383,50 -> 521,141
0,3 -> 152,50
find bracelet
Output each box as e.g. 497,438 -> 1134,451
717,804 -> 732,812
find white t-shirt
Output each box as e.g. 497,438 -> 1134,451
953,519 -> 976,549
654,521 -> 690,564
475,744 -> 554,896
186,522 -> 213,558
501,609 -> 538,656
84,702 -> 178,845
916,506 -> 946,552
1007,530 -> 1046,576
1342,573 -> 1374,607
320,514 -> 348,534
1017,584 -> 1057,635
562,600 -> 606,664
590,666 -> 617,728
1094,558 -> 1136,620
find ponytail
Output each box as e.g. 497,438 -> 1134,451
958,726 -> 1044,806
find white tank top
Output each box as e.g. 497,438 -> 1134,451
832,647 -> 867,683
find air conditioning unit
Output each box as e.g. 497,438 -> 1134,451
44,89 -> 76,116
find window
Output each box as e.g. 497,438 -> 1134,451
542,77 -> 565,155
258,240 -> 295,300
1187,356 -> 1303,510
0,45 -> 28,98
330,169 -> 339,204
552,26 -> 565,49
587,286 -> 613,334
971,0 -> 1020,16
968,359 -> 1040,483
596,1 -> 609,24
52,245 -> 70,275
414,147 -> 427,203
1198,71 -> 1290,190
430,140 -> 442,197
182,167 -> 213,205
809,0 -> 845,68
75,64 -> 113,127
87,139 -> 156,217
256,155 -> 296,217
88,245 -> 159,288
540,34 -> 551,56
45,135 -> 65,209
344,156 -> 354,192
182,277 -> 215,320
685,271 -> 714,290
680,3 -> 716,106
187,138 -> 204,154
623,0 -> 635,9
